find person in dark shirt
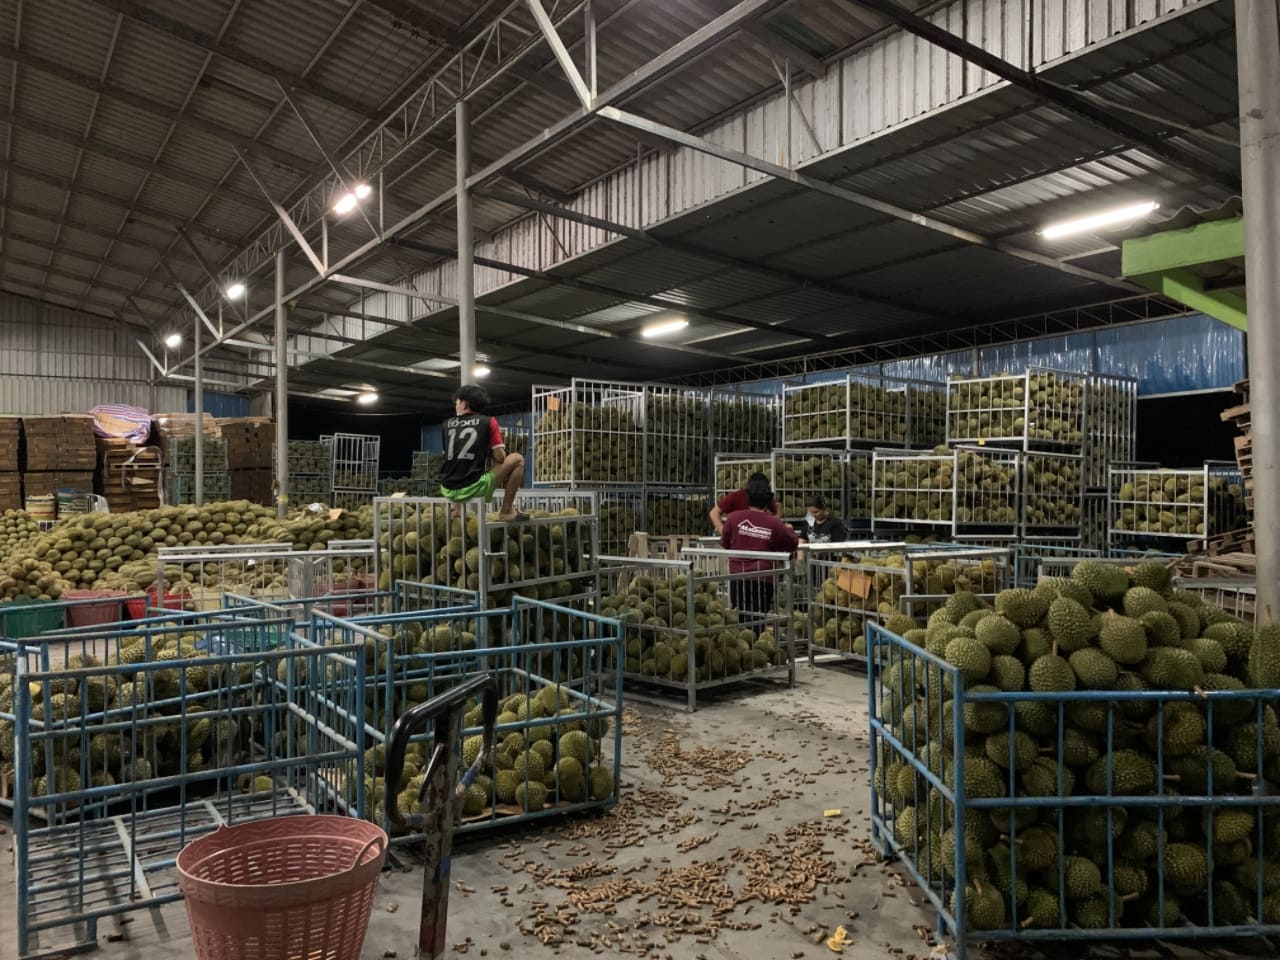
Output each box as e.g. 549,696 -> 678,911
798,494 -> 847,545
720,476 -> 799,621
439,384 -> 528,521
709,471 -> 779,534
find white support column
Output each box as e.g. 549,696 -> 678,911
194,308 -> 204,507
275,249 -> 289,517
1237,0 -> 1280,621
456,99 -> 477,386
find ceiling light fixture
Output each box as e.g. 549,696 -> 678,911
641,317 -> 689,338
333,193 -> 358,215
1040,200 -> 1159,239
355,390 -> 379,406
225,281 -> 246,300
164,333 -> 182,349
354,182 -> 372,200
473,365 -> 491,378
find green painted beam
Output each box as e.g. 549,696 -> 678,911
1121,216 -> 1244,276
1131,267 -> 1248,331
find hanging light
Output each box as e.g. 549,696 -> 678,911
164,333 -> 182,349
473,365 -> 491,378
1040,200 -> 1159,239
355,390 -> 379,406
225,281 -> 246,300
641,317 -> 689,338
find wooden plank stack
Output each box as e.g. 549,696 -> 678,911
0,417 -> 20,510
23,415 -> 96,504
1220,379 -> 1253,518
96,437 -> 161,512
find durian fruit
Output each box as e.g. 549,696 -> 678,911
514,780 -> 549,812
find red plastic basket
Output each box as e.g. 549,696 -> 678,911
177,815 -> 388,960
63,590 -> 127,628
124,597 -> 147,620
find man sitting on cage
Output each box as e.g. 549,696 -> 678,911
439,384 -> 528,521
720,475 -> 799,629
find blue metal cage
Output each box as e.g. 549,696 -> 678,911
308,596 -> 624,840
868,621 -> 1280,959
11,616 -> 366,958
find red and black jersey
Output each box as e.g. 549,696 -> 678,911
440,414 -> 504,489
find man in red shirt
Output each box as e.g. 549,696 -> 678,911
709,472 -> 779,534
719,476 -> 799,621
439,385 -> 527,521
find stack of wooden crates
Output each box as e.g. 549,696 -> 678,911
22,415 -> 96,499
220,418 -> 274,506
0,417 -> 20,510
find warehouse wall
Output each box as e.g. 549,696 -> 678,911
0,290 -> 187,414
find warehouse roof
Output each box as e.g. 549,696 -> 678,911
0,0 -> 1242,410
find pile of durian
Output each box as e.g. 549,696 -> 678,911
879,558 -> 1280,933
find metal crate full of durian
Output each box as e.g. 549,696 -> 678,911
869,558 -> 1280,957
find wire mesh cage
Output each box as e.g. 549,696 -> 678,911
847,450 -> 873,531
772,449 -> 846,522
782,378 -> 849,447
907,381 -> 949,448
410,450 -> 442,486
1084,373 -> 1138,489
709,388 -> 780,455
643,384 -> 709,486
167,472 -> 232,505
714,453 -> 772,503
330,433 -> 380,492
286,440 -> 333,478
872,450 -> 955,532
155,541 -> 376,618
1021,451 -> 1085,537
1011,540 -> 1099,588
378,475 -> 433,497
1083,491 -> 1108,551
946,367 -> 1087,451
597,490 -> 643,556
11,619 -> 365,958
309,598 -> 623,840
531,382 -> 644,486
867,620 -> 1280,960
645,489 -> 712,538
847,372 -> 911,446
372,495 -> 599,609
166,438 -> 229,473
1109,461 -> 1248,544
953,447 -> 1020,535
805,545 -> 1011,663
597,548 -> 795,711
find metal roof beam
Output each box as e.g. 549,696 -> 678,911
173,0 -> 791,371
599,106 -> 1143,294
0,104 -> 265,212
837,0 -> 1241,194
0,42 -> 316,174
390,236 -> 836,344
475,188 -> 970,322
742,23 -> 827,79
87,0 -> 379,121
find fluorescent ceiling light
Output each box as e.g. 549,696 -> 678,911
164,333 -> 182,349
354,182 -> 372,200
641,317 -> 688,339
333,193 -> 358,215
1040,200 -> 1159,239
473,365 -> 491,378
225,281 -> 246,300
355,391 -> 379,406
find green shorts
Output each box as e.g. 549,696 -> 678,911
440,471 -> 496,501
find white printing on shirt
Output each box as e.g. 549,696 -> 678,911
737,519 -> 776,542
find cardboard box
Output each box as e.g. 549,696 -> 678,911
22,416 -> 96,471
23,472 -> 95,499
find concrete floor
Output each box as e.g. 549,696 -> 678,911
2,665 -> 943,960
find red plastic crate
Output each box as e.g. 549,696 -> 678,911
63,590 -> 127,628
